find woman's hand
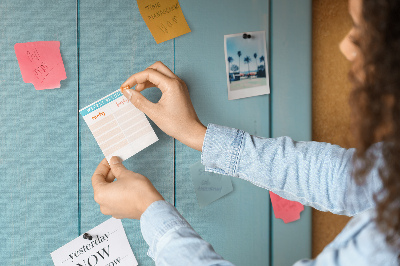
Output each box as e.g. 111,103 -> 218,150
120,61 -> 206,151
91,157 -> 164,220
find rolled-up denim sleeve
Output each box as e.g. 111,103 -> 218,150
201,124 -> 382,216
140,200 -> 235,265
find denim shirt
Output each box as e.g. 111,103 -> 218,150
140,124 -> 399,265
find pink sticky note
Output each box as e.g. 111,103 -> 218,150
14,41 -> 67,90
270,191 -> 304,223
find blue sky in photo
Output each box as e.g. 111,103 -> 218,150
226,32 -> 266,73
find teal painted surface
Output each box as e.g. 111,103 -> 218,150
77,1 -> 174,265
271,0 -> 313,265
0,0 -> 312,264
175,1 -> 271,265
0,1 -> 78,264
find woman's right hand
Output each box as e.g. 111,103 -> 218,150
120,61 -> 207,151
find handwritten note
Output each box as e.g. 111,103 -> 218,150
137,0 -> 191,44
14,41 -> 67,90
80,89 -> 158,162
190,161 -> 233,208
269,191 -> 304,223
51,218 -> 138,266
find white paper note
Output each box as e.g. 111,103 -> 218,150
190,161 -> 233,207
51,218 -> 137,266
80,89 -> 158,162
224,31 -> 270,100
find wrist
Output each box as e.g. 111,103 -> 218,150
185,122 -> 207,151
139,194 -> 164,219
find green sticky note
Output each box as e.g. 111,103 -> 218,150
190,161 -> 233,208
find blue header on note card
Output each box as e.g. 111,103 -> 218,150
80,91 -> 123,116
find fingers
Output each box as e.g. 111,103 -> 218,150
121,62 -> 178,92
135,81 -> 156,92
121,89 -> 158,118
147,61 -> 177,79
109,156 -> 130,178
99,205 -> 111,216
121,68 -> 173,94
92,158 -> 111,190
105,169 -> 116,183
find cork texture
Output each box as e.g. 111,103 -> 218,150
312,0 -> 353,258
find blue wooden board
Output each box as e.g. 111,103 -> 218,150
270,0 -> 312,264
77,1 -> 174,265
0,0 -> 312,265
175,1 -> 270,265
0,1 -> 78,264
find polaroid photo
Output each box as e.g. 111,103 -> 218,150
224,31 -> 270,100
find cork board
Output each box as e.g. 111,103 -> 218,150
312,0 -> 353,257
0,0 -> 313,264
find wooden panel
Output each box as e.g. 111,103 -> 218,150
270,0 -> 312,265
175,1 -> 271,265
0,1 -> 313,264
77,1 -> 174,265
312,0 -> 352,258
0,1 -> 78,264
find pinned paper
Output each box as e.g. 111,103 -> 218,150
80,89 -> 158,162
269,191 -> 304,223
137,0 -> 191,44
190,161 -> 233,208
14,41 -> 67,90
51,218 -> 138,266
224,31 -> 270,100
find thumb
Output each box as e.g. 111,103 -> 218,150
109,156 -> 129,178
122,89 -> 155,116
92,159 -> 112,189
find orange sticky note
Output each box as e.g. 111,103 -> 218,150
14,41 -> 67,90
137,0 -> 191,44
270,191 -> 304,223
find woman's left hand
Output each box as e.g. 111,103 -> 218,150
91,157 -> 164,220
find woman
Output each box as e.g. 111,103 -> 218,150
91,0 -> 400,264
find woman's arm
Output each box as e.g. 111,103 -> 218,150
202,124 -> 382,216
91,157 -> 234,265
141,201 -> 234,265
119,61 -> 381,217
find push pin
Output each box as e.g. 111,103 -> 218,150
83,233 -> 94,240
120,85 -> 129,92
243,33 -> 251,39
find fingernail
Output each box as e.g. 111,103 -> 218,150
110,156 -> 122,165
124,89 -> 133,100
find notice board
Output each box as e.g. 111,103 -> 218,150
0,0 -> 311,265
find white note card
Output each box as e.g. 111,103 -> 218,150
80,89 -> 158,162
51,218 -> 138,266
190,161 -> 233,207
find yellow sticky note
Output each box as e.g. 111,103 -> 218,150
137,0 -> 191,44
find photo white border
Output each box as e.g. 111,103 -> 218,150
224,31 -> 270,100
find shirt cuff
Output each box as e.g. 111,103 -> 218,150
140,200 -> 192,260
201,123 -> 245,176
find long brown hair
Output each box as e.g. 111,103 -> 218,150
350,0 -> 400,251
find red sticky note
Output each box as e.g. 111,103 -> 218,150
270,191 -> 304,223
14,41 -> 67,90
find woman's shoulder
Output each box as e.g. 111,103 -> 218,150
320,209 -> 399,265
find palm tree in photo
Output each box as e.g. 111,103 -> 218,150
231,64 -> 239,73
259,55 -> 266,77
260,55 -> 265,70
244,56 -> 251,78
227,56 -> 234,73
237,51 -> 242,78
253,53 -> 258,75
